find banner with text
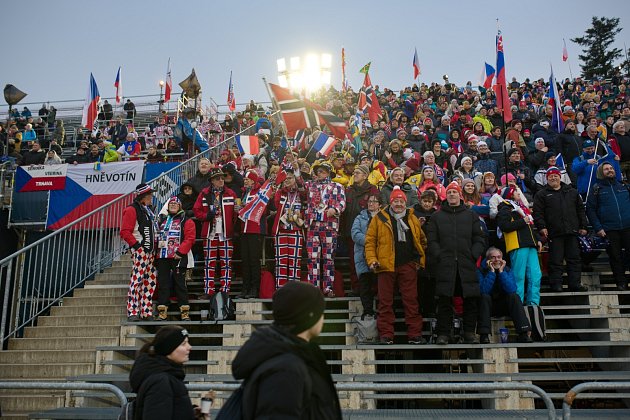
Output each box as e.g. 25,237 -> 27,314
15,164 -> 68,192
46,161 -> 145,229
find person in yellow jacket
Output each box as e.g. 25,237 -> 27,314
364,186 -> 427,345
472,107 -> 494,134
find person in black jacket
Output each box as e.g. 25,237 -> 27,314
184,158 -> 213,199
129,326 -> 204,420
427,182 -> 486,345
533,167 -> 588,292
21,141 -> 46,165
558,120 -> 583,184
231,282 -> 341,419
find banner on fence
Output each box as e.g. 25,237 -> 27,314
46,161 -> 145,229
14,164 -> 68,192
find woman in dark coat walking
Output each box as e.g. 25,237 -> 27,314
426,182 -> 487,345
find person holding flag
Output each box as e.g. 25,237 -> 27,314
303,161 -> 346,296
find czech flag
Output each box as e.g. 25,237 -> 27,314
412,48 -> 421,79
482,62 -> 495,89
114,66 -> 122,104
236,135 -> 260,155
81,73 -> 100,129
312,132 -> 337,157
549,66 -> 564,133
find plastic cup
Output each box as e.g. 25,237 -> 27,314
200,397 -> 213,414
200,309 -> 209,321
499,328 -> 509,343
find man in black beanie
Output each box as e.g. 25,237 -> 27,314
231,282 -> 341,419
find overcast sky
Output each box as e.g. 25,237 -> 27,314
2,0 -> 629,111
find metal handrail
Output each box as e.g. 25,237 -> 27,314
0,381 -> 128,407
0,112 -> 279,347
563,381 -> 630,419
187,382 -> 556,419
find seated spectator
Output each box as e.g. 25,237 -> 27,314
454,156 -> 482,189
22,123 -> 37,147
118,134 -> 142,160
145,145 -> 165,163
474,141 -> 500,179
69,147 -> 90,165
44,150 -> 62,165
477,247 -> 532,343
417,165 -> 446,201
21,142 -> 46,165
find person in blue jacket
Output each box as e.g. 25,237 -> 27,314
572,139 -> 620,197
351,192 -> 382,316
586,162 -> 630,290
476,247 -> 532,344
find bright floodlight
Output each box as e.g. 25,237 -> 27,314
278,74 -> 289,88
321,70 -> 331,85
277,58 -> 286,73
321,53 -> 332,69
289,72 -> 303,90
290,57 -> 301,71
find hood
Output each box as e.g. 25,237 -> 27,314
232,326 -> 305,380
180,181 -> 198,195
129,353 -> 185,392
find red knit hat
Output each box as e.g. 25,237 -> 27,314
545,166 -> 561,179
389,185 -> 407,204
445,181 -> 463,198
245,170 -> 259,183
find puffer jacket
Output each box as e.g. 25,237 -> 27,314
496,200 -> 539,253
533,183 -> 587,237
364,207 -> 426,273
351,209 -> 373,276
586,179 -> 630,232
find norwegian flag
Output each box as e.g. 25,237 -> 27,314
294,129 -> 306,150
357,73 -> 382,125
227,71 -> 236,111
238,171 -> 286,224
164,58 -> 172,102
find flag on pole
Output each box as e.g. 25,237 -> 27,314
294,129 -> 306,150
114,66 -> 122,104
549,65 -> 564,133
413,48 -> 421,79
312,132 -> 338,157
341,47 -> 348,92
82,73 -> 100,129
164,59 -> 172,102
357,72 -> 382,125
236,135 -> 260,155
562,40 -> 569,62
493,30 -> 512,123
359,62 -> 371,74
482,63 -> 495,89
227,71 -> 236,111
555,153 -> 566,170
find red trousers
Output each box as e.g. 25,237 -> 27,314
377,262 -> 423,339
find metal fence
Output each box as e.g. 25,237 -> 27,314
563,381 -> 630,419
0,114 -> 278,348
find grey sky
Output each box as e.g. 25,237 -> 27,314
2,0 -> 629,110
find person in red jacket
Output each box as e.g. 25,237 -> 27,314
193,168 -> 237,298
120,183 -> 158,322
155,197 -> 197,321
238,170 -> 265,298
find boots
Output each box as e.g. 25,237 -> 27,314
156,305 -> 168,321
180,305 -> 190,321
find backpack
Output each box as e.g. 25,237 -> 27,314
524,304 -> 547,341
210,291 -> 235,321
352,314 -> 378,343
259,270 -> 276,299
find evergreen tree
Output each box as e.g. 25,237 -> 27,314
571,16 -> 623,79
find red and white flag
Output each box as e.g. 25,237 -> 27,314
562,40 -> 569,62
81,73 -> 100,129
164,58 -> 172,102
227,71 -> 236,111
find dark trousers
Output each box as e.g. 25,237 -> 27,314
240,233 -> 263,295
377,262 -> 423,339
436,296 -> 478,336
358,272 -> 376,315
548,234 -> 582,289
155,257 -> 189,306
418,266 -> 437,316
478,293 -> 530,335
606,228 -> 630,287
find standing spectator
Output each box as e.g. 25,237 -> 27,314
496,185 -> 543,305
193,168 -> 237,298
110,116 -> 128,147
120,184 -> 158,322
155,197 -> 196,321
559,120 -> 583,184
51,120 -> 65,145
304,162 -> 346,296
364,186 -> 427,344
238,170 -> 265,298
380,167 -> 419,207
38,103 -> 49,125
129,326 -> 199,419
477,247 -> 532,343
608,120 -> 630,182
21,142 -> 46,165
427,182 -> 486,345
102,100 -> 114,121
474,141 -> 500,179
185,157 -> 213,197
47,106 -> 57,129
572,139 -> 619,198
586,162 -> 630,290
124,99 -> 136,121
533,167 -> 588,292
231,282 -> 341,419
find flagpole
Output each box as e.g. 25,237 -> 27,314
262,76 -> 287,138
564,38 -> 574,81
496,18 -> 509,177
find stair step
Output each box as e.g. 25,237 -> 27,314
0,391 -> 66,413
73,288 -> 128,298
94,273 -> 129,282
0,362 -> 95,378
38,314 -> 126,327
51,305 -> 126,316
0,350 -> 96,364
24,325 -> 120,338
8,336 -> 119,350
62,296 -> 126,306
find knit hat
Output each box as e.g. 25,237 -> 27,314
153,326 -> 189,356
242,153 -> 255,163
273,282 -> 325,334
596,162 -> 613,180
546,166 -> 561,178
245,170 -> 259,183
168,196 -> 181,206
461,178 -> 476,189
523,129 -> 531,135
507,148 -> 520,157
135,183 -> 153,197
477,140 -> 488,148
510,119 -> 522,127
445,181 -> 463,198
545,152 -> 556,161
389,185 -> 407,203
460,156 -> 473,165
582,139 -> 595,149
355,164 -> 370,177
500,173 -> 516,185
405,157 -> 421,172
501,185 -> 516,200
